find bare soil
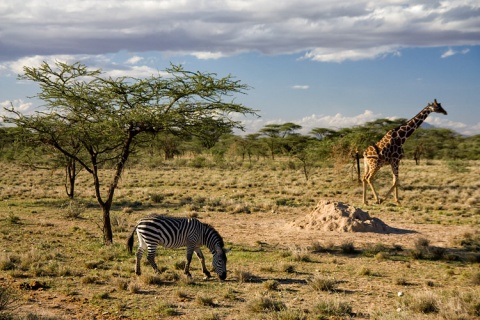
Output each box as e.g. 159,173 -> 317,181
1,160 -> 479,319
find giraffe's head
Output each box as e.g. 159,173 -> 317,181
430,99 -> 447,115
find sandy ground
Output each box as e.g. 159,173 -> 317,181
204,204 -> 474,251
4,201 -> 476,320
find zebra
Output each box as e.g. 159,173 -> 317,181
127,214 -> 229,280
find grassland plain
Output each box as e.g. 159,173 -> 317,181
0,159 -> 479,319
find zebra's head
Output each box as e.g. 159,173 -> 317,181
213,247 -> 229,280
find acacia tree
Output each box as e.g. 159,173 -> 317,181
4,61 -> 255,245
259,124 -> 282,159
258,123 -> 297,159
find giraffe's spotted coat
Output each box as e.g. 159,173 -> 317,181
362,99 -> 447,204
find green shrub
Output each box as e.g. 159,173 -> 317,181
149,193 -> 165,203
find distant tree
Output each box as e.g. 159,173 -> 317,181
153,132 -> 184,160
4,61 -> 256,245
278,122 -> 302,138
309,127 -> 338,140
259,124 -> 282,160
194,118 -> 234,149
286,135 -> 318,180
259,123 -> 302,159
244,133 -> 265,161
457,134 -> 480,160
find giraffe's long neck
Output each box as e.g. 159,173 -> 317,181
396,106 -> 432,140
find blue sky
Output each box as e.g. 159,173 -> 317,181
1,0 -> 479,135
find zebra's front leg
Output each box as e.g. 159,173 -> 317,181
194,248 -> 212,280
184,249 -> 194,279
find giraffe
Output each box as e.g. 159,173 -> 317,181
362,99 -> 447,205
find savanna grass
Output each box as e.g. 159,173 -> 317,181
1,160 -> 479,319
248,295 -> 286,313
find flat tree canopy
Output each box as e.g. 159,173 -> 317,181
4,61 -> 256,244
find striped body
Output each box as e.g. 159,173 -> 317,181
127,214 -> 228,280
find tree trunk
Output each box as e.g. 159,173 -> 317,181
302,160 -> 309,181
355,150 -> 361,183
65,158 -> 76,199
102,206 -> 114,245
100,130 -> 137,245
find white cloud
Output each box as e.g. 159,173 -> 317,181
441,48 -> 456,58
0,99 -> 34,121
1,55 -> 77,76
105,65 -> 162,78
191,51 -> 228,60
425,116 -> 467,131
237,110 -> 478,136
303,46 -> 402,63
441,47 -> 471,58
0,0 -> 478,63
238,110 -> 384,135
295,110 -> 382,133
126,56 -> 144,64
292,85 -> 309,90
0,54 -> 166,79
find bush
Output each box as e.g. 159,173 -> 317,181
248,296 -> 286,313
314,297 -> 353,318
61,200 -> 85,219
0,286 -> 19,316
190,156 -> 210,168
263,280 -> 279,291
340,241 -> 356,254
308,275 -> 337,292
403,291 -> 439,314
235,270 -> 254,283
149,193 -> 165,203
196,294 -> 215,307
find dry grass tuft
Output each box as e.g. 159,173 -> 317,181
195,294 -> 215,307
313,296 -> 353,318
127,281 -> 141,294
263,279 -> 280,291
402,290 -> 439,314
308,275 -> 338,292
247,295 -> 286,313
235,269 -> 255,283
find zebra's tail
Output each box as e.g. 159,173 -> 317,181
127,226 -> 136,254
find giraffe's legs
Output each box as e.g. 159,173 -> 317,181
363,159 -> 381,204
365,177 -> 381,204
383,162 -> 400,204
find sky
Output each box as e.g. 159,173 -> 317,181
0,0 -> 479,136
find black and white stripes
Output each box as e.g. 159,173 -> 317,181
127,214 -> 228,280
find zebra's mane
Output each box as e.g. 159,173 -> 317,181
203,222 -> 225,248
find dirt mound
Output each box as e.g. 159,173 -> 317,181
291,200 -> 391,233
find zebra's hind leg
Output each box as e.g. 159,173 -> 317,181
194,248 -> 212,280
146,246 -> 161,274
135,247 -> 144,275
